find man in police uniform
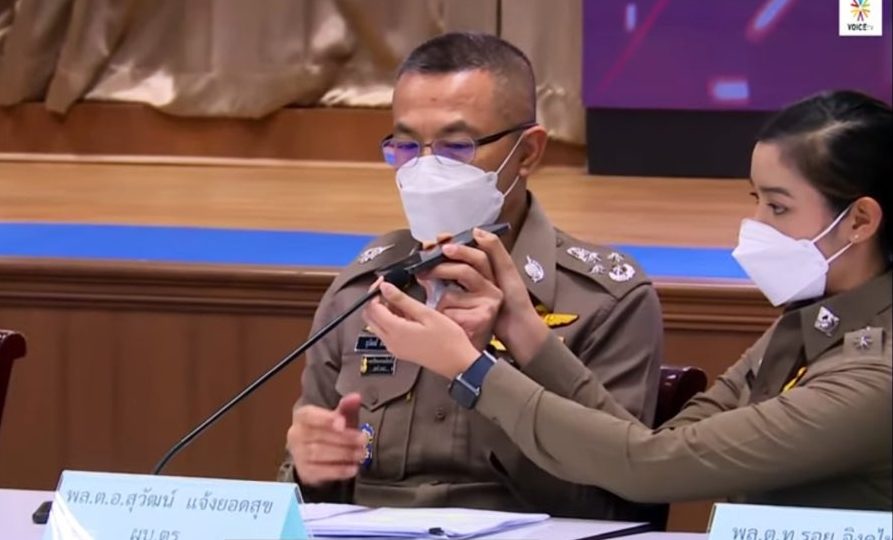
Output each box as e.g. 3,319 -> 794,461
278,32 -> 663,519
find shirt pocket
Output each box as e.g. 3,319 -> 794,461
336,354 -> 421,480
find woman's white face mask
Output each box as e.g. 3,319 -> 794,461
395,136 -> 524,243
732,206 -> 853,306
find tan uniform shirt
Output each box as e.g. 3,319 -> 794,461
475,271 -> 893,509
279,195 -> 664,519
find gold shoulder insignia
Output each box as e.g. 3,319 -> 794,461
489,335 -> 563,354
542,313 -> 579,328
534,304 -> 578,328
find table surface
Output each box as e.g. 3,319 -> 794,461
1,489 -> 48,540
0,488 -> 709,540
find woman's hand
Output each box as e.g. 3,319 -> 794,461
363,282 -> 481,380
419,244 -> 503,352
457,228 -> 550,365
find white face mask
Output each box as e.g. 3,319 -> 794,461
395,135 -> 523,243
732,207 -> 853,306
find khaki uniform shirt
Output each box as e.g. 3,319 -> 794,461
279,194 -> 664,519
475,270 -> 892,509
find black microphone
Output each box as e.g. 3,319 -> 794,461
150,266 -> 412,475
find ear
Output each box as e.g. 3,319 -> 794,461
846,196 -> 883,245
517,125 -> 548,178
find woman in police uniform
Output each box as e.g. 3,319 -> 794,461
363,90 -> 892,509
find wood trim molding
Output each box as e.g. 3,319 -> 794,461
0,259 -> 776,331
656,278 -> 778,332
0,258 -> 334,316
0,103 -> 586,167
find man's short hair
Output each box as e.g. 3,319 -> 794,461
396,32 -> 536,124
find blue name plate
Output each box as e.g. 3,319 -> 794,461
709,503 -> 892,540
43,470 -> 310,540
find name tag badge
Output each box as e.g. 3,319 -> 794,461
360,355 -> 396,376
355,334 -> 387,353
708,503 -> 891,540
43,470 -> 307,540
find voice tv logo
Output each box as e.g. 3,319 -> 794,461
840,0 -> 883,36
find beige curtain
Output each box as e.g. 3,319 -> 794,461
0,0 -> 583,143
503,0 -> 583,145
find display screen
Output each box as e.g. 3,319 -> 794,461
583,0 -> 892,110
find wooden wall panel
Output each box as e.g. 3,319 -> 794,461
0,259 -> 325,489
0,103 -> 586,167
0,258 -> 777,531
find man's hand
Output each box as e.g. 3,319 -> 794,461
286,394 -> 367,486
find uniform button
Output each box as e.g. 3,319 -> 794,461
434,408 -> 447,421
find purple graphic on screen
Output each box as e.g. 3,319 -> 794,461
583,0 -> 892,110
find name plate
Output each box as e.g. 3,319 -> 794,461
709,503 -> 892,540
43,470 -> 309,540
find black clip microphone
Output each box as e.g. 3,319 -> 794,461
151,266 -> 412,475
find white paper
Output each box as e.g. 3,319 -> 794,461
300,503 -> 368,522
307,506 -> 550,539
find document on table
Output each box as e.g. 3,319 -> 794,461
300,503 -> 368,522
305,506 -> 550,538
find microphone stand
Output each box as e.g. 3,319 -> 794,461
152,268 -> 411,474
31,268 -> 411,523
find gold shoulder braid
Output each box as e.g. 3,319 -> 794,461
490,304 -> 577,352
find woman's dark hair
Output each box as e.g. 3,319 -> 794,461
758,90 -> 892,257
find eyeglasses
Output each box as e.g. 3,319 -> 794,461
381,122 -> 536,169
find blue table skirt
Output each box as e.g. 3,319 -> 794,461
0,222 -> 747,280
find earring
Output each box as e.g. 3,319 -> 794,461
851,234 -> 860,241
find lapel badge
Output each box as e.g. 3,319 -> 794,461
524,256 -> 545,284
567,247 -> 600,264
358,244 -> 394,264
359,423 -> 375,469
590,263 -> 606,275
609,263 -> 636,282
567,247 -> 589,262
853,329 -> 873,352
813,306 -> 839,336
607,252 -> 624,264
